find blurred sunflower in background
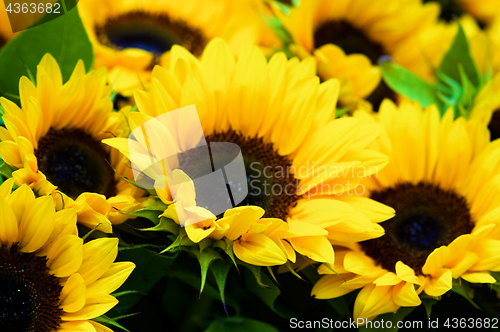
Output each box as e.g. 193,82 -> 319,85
312,100 -> 500,320
104,38 -> 394,267
0,54 -> 144,233
272,0 -> 441,110
0,179 -> 135,332
78,0 -> 281,96
423,0 -> 500,25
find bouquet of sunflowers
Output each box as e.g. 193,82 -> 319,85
2,0 -> 500,331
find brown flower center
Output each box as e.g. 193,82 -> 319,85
95,12 -> 207,60
178,129 -> 301,220
35,128 -> 117,199
313,20 -> 396,110
0,244 -> 62,332
361,182 -> 474,274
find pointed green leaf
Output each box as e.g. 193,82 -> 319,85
284,261 -> 304,281
0,5 -> 93,99
422,297 -> 438,318
451,279 -> 481,310
267,266 -> 279,285
159,228 -> 196,254
198,247 -> 222,296
93,315 -> 132,332
0,161 -> 15,179
210,259 -> 234,316
380,59 -> 443,110
140,199 -> 169,211
125,209 -> 162,224
241,263 -> 269,289
244,267 -> 295,318
438,24 -> 480,88
139,217 -> 178,235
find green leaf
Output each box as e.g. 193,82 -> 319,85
204,317 -> 280,332
0,161 -> 15,179
244,266 -> 294,318
210,259 -> 234,316
93,315 -> 132,332
360,307 -> 416,332
159,228 -> 196,254
197,247 -> 223,296
139,217 -> 178,235
241,263 -> 269,289
451,279 -> 481,310
422,297 -> 438,318
438,24 -> 480,88
0,5 -> 93,99
121,209 -> 162,224
139,199 -> 169,211
380,59 -> 443,110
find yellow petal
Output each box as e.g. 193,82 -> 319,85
395,261 -> 420,284
46,235 -> 83,277
86,262 -> 135,297
0,195 -> 18,247
89,321 -> 114,332
311,274 -> 355,299
393,282 -> 421,307
58,321 -> 96,332
59,273 -> 87,313
461,272 -> 496,283
6,184 -> 35,223
223,206 -> 265,241
354,284 -> 399,320
61,294 -> 118,321
18,196 -> 56,252
288,236 -> 334,265
78,238 -> 119,285
233,233 -> 287,266
422,246 -> 450,276
423,269 -> 452,297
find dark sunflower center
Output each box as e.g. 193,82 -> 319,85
177,129 -> 300,220
96,12 -> 207,57
360,182 -> 474,274
0,35 -> 6,50
313,20 -> 396,110
366,80 -> 398,112
314,20 -> 385,65
488,109 -> 500,141
423,0 -> 465,22
35,128 -> 117,199
0,244 -> 62,332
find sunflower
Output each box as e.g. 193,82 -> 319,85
272,0 -> 441,110
312,100 -> 500,321
104,38 -> 394,267
423,0 -> 500,25
0,54 -> 144,233
77,0 -> 281,96
0,179 -> 135,331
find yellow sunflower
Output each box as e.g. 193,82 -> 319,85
0,54 -> 144,233
272,0 -> 441,110
104,38 -> 394,267
425,0 -> 500,25
0,179 -> 135,331
78,0 -> 281,96
312,100 -> 500,321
